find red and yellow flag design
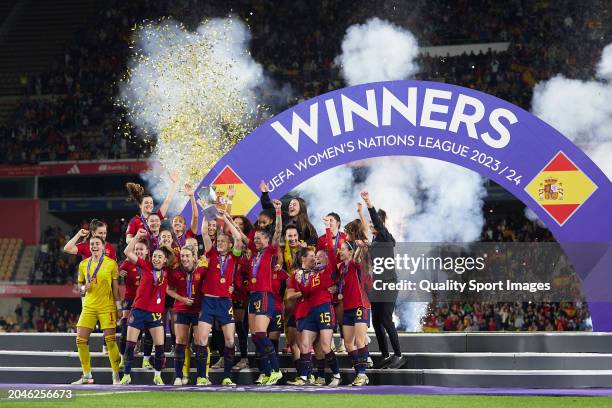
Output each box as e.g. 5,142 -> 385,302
210,165 -> 259,216
525,151 -> 598,226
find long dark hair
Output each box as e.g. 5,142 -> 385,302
344,219 -> 367,241
233,215 -> 254,235
292,197 -> 317,241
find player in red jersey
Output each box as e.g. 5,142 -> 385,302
316,213 -> 347,353
279,225 -> 305,361
119,229 -> 175,385
142,213 -> 162,259
117,239 -> 148,365
247,199 -> 283,385
64,219 -> 117,260
267,263 -> 288,371
194,207 -> 243,386
221,215 -> 251,371
338,240 -> 372,386
125,175 -> 179,244
167,245 -> 204,385
172,184 -> 198,249
287,220 -> 341,386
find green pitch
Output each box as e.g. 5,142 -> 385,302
3,391 -> 612,408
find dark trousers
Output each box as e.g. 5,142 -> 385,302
371,301 -> 401,358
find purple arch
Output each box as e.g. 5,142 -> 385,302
183,80 -> 612,330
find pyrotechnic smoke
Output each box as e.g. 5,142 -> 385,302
532,42 -> 612,181
336,17 -> 420,85
297,18 -> 486,331
119,17 -> 266,215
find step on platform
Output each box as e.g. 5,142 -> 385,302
1,332 -> 612,387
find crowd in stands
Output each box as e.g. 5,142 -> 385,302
1,301 -> 79,333
1,0 -> 609,164
421,301 -> 591,332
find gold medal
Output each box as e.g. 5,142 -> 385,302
338,294 -> 344,300
251,278 -> 257,284
220,278 -> 226,284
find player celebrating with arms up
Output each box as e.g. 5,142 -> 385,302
248,199 -> 283,385
193,207 -> 244,386
167,244 -> 204,386
120,229 -> 175,385
71,236 -> 121,385
339,240 -> 372,386
125,173 -> 179,244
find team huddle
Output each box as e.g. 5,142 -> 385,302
67,174 -> 392,387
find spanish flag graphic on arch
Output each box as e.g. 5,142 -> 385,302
210,165 -> 259,216
525,151 -> 598,226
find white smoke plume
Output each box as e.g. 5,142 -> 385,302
532,42 -> 612,181
120,17 -> 267,216
336,17 -> 420,86
297,18 -> 486,331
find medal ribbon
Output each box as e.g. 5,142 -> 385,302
219,254 -> 229,282
186,268 -> 193,298
338,262 -> 349,296
252,251 -> 264,281
152,268 -> 162,303
136,265 -> 142,285
86,254 -> 104,283
177,233 -> 186,248
140,214 -> 152,235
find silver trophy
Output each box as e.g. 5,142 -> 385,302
197,186 -> 219,221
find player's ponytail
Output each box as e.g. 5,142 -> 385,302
126,182 -> 146,205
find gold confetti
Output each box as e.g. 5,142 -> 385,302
117,18 -> 262,185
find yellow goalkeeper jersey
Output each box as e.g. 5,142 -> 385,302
78,255 -> 118,312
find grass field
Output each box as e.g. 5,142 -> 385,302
2,391 -> 612,408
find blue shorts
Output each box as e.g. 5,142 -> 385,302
298,303 -> 335,333
343,307 -> 370,327
286,315 -> 296,328
128,308 -> 164,330
267,311 -> 283,332
248,292 -> 275,317
199,296 -> 234,326
176,312 -> 199,326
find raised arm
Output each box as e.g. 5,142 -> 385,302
184,183 -> 198,234
259,180 -> 273,210
323,217 -> 337,268
197,198 -> 214,254
159,171 -> 180,218
223,185 -> 235,216
356,202 -> 370,241
124,228 -> 146,263
222,211 -> 243,252
272,199 -> 283,246
361,190 -> 392,241
63,229 -> 88,254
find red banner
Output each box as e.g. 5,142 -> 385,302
0,284 -> 80,298
0,160 -> 155,178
